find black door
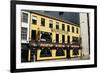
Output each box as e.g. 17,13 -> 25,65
31,30 -> 36,41
21,49 -> 28,62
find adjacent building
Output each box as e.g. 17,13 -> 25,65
80,13 -> 90,58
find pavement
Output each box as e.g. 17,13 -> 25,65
35,56 -> 90,62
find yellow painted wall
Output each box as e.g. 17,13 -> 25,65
28,49 -> 31,62
28,12 -> 81,60
37,49 -> 66,60
29,12 -> 80,44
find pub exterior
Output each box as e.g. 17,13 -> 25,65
21,10 -> 82,62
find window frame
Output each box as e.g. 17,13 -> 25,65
41,18 -> 45,26
62,24 -> 65,31
32,16 -> 37,24
72,26 -> 74,33
49,20 -> 53,28
22,12 -> 28,23
67,25 -> 70,32
56,22 -> 59,29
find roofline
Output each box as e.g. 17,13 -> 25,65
22,10 -> 80,27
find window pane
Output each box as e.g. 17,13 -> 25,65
40,31 -> 52,42
56,34 -> 59,43
21,27 -> 27,40
41,18 -> 45,26
67,25 -> 70,32
49,20 -> 53,28
72,26 -> 74,33
73,49 -> 79,55
56,22 -> 59,29
32,16 -> 37,24
56,48 -> 65,56
22,13 -> 28,23
67,36 -> 70,43
72,37 -> 79,44
76,28 -> 78,33
62,24 -> 65,31
40,48 -> 52,57
62,35 -> 65,43
49,24 -> 53,28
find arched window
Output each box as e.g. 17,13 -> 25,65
40,48 -> 52,57
56,48 -> 65,56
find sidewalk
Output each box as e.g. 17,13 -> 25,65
35,56 -> 90,62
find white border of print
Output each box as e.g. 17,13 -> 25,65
16,4 -> 94,69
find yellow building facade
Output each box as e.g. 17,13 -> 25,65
21,10 -> 82,62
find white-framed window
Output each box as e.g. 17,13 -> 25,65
22,12 -> 28,23
21,27 -> 27,40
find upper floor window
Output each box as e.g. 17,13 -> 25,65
32,16 -> 37,24
67,35 -> 70,43
72,26 -> 74,33
56,22 -> 59,29
67,25 -> 70,32
21,27 -> 27,40
22,13 -> 28,23
56,34 -> 59,43
40,31 -> 52,42
72,36 -> 79,44
62,24 -> 65,31
62,35 -> 65,43
49,20 -> 53,28
76,28 -> 78,33
41,18 -> 45,26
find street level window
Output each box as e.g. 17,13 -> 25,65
76,28 -> 78,33
56,48 -> 65,56
72,26 -> 74,33
41,18 -> 45,26
56,22 -> 59,29
22,12 -> 28,23
73,49 -> 79,55
62,24 -> 65,31
21,27 -> 27,40
67,25 -> 70,32
40,48 -> 52,57
49,20 -> 53,28
32,16 -> 37,24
